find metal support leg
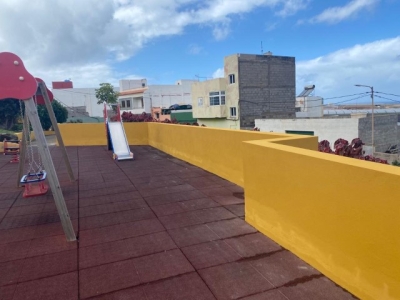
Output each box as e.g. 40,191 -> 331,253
24,97 -> 76,241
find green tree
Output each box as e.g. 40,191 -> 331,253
37,100 -> 68,130
95,83 -> 119,105
0,98 -> 21,130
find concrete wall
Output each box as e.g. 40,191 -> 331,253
255,118 -> 359,146
359,114 -> 399,152
238,54 -> 296,128
192,78 -> 227,119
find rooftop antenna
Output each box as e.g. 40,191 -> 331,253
195,75 -> 209,81
261,41 -> 263,54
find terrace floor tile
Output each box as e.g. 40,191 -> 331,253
78,218 -> 165,247
27,235 -> 77,258
249,250 -> 320,287
158,211 -> 202,229
79,259 -> 140,299
144,272 -> 216,300
279,276 -> 356,300
224,203 -> 245,217
241,289 -> 289,300
225,232 -> 282,258
211,195 -> 244,206
178,197 -> 220,211
90,286 -> 147,300
207,218 -> 257,239
193,207 -> 236,223
0,284 -> 17,300
150,202 -> 186,217
167,223 -> 220,247
79,207 -> 156,230
12,272 -> 78,300
182,240 -> 242,270
133,249 -> 194,284
0,259 -> 24,286
199,261 -> 274,300
19,249 -> 77,282
0,239 -> 31,263
79,231 -> 176,269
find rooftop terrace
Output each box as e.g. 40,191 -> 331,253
0,145 -> 356,300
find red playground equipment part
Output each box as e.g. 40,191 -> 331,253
3,140 -> 20,163
20,171 -> 49,198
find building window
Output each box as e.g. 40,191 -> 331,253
121,100 -> 126,108
229,74 -> 235,84
230,107 -> 237,117
209,91 -> 225,106
126,100 -> 131,108
198,97 -> 203,106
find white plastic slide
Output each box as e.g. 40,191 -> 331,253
108,122 -> 134,160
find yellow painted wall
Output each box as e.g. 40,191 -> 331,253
59,123 -> 148,146
124,123 -> 148,145
147,123 -> 288,187
243,139 -> 400,300
58,124 -> 107,146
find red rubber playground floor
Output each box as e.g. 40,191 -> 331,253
0,145 -> 357,300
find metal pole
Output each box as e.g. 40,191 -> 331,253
371,86 -> 374,152
24,97 -> 76,242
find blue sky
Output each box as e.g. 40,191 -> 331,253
1,0 -> 399,104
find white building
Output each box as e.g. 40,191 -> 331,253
295,85 -> 323,118
117,79 -> 196,114
52,84 -> 119,117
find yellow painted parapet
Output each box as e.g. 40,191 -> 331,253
58,123 -> 107,146
124,123 -> 148,145
56,122 -> 400,299
147,123 -> 288,187
243,137 -> 400,300
58,123 -> 148,147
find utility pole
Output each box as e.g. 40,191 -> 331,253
355,84 -> 374,151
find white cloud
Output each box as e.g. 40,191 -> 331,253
297,36 -> 400,100
0,0 -> 308,87
309,0 -> 379,24
276,0 -> 309,17
188,44 -> 203,55
212,68 -> 224,78
265,22 -> 278,31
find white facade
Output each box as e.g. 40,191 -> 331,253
118,79 -> 196,114
52,87 -> 118,117
255,118 -> 359,147
295,96 -> 323,118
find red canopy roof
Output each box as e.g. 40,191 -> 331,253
0,52 -> 37,100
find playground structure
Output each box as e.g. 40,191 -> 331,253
0,52 -> 76,241
3,139 -> 20,163
103,103 -> 134,161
